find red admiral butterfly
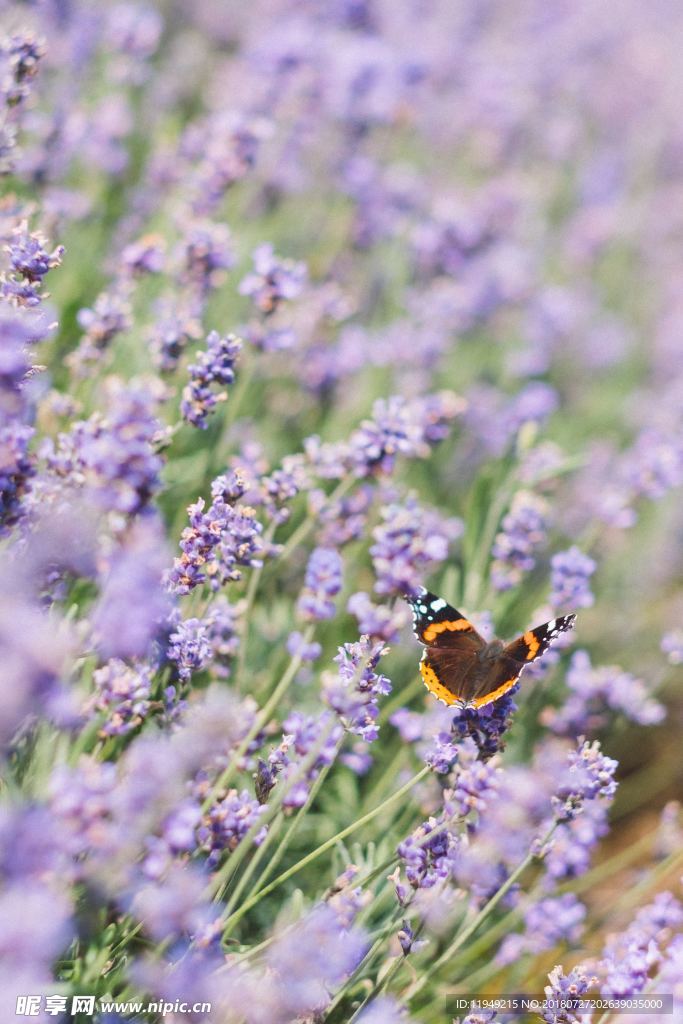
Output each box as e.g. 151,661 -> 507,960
406,588 -> 576,710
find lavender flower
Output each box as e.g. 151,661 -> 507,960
491,490 -> 549,591
91,660 -> 153,737
661,629 -> 683,665
550,739 -> 618,823
497,893 -> 586,965
286,630 -> 322,662
541,649 -> 665,734
297,546 -> 343,621
544,799 -> 612,883
179,220 -> 235,299
259,711 -> 341,808
2,222 -> 63,306
542,964 -> 598,1024
550,547 -> 596,610
121,233 -> 165,277
0,421 -> 33,531
259,453 -> 310,524
0,33 -> 44,174
265,903 -> 367,1018
0,591 -> 72,746
197,789 -> 267,866
168,474 -> 264,593
600,892 -> 683,998
181,331 -> 242,429
239,243 -> 307,316
445,739 -> 500,816
91,518 -> 171,661
451,695 -> 518,761
204,596 -> 242,678
43,380 -> 163,517
149,302 -> 201,372
167,616 -> 212,681
74,289 -> 132,368
130,863 -> 220,945
348,391 -> 465,478
397,815 -> 460,891
323,635 -> 392,741
347,591 -> 409,642
370,494 -> 462,596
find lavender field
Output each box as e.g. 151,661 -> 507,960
2,2 -> 683,1022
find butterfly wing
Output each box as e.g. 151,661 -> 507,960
503,614 -> 576,664
467,614 -> 577,710
405,588 -> 486,653
469,655 -> 525,709
406,588 -> 485,706
420,646 -> 479,706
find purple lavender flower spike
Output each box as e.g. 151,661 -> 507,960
0,421 -> 34,532
0,33 -> 44,173
166,615 -> 212,681
398,815 -> 460,891
541,649 -> 664,734
370,493 -> 462,597
497,893 -> 586,965
550,546 -> 596,610
297,546 -> 343,621
349,391 -> 465,477
121,233 -> 165,277
168,473 -> 264,594
2,222 -> 63,306
661,629 -> 683,665
265,903 -> 368,1019
239,242 -> 307,316
491,490 -> 549,591
261,711 -> 342,808
92,517 -> 171,661
198,789 -> 267,866
181,331 -> 242,429
90,660 -> 153,737
179,220 -> 235,300
600,892 -> 683,999
347,591 -> 409,643
542,964 -> 598,1023
75,289 -> 132,364
451,693 -> 518,761
286,630 -> 322,662
323,635 -> 392,741
550,739 -> 618,823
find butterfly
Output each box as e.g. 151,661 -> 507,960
405,588 -> 576,710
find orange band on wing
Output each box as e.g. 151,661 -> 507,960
472,674 -> 521,709
420,659 -> 458,706
422,618 -> 473,643
522,630 -> 540,660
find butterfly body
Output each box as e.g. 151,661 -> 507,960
407,588 -> 576,710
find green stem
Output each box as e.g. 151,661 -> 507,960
221,812 -> 285,919
405,821 -> 558,1004
221,766 -> 431,936
463,468 -> 517,610
235,520 -> 277,688
248,738 -> 343,902
348,919 -> 425,1023
201,624 -> 315,812
209,714 -> 335,902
